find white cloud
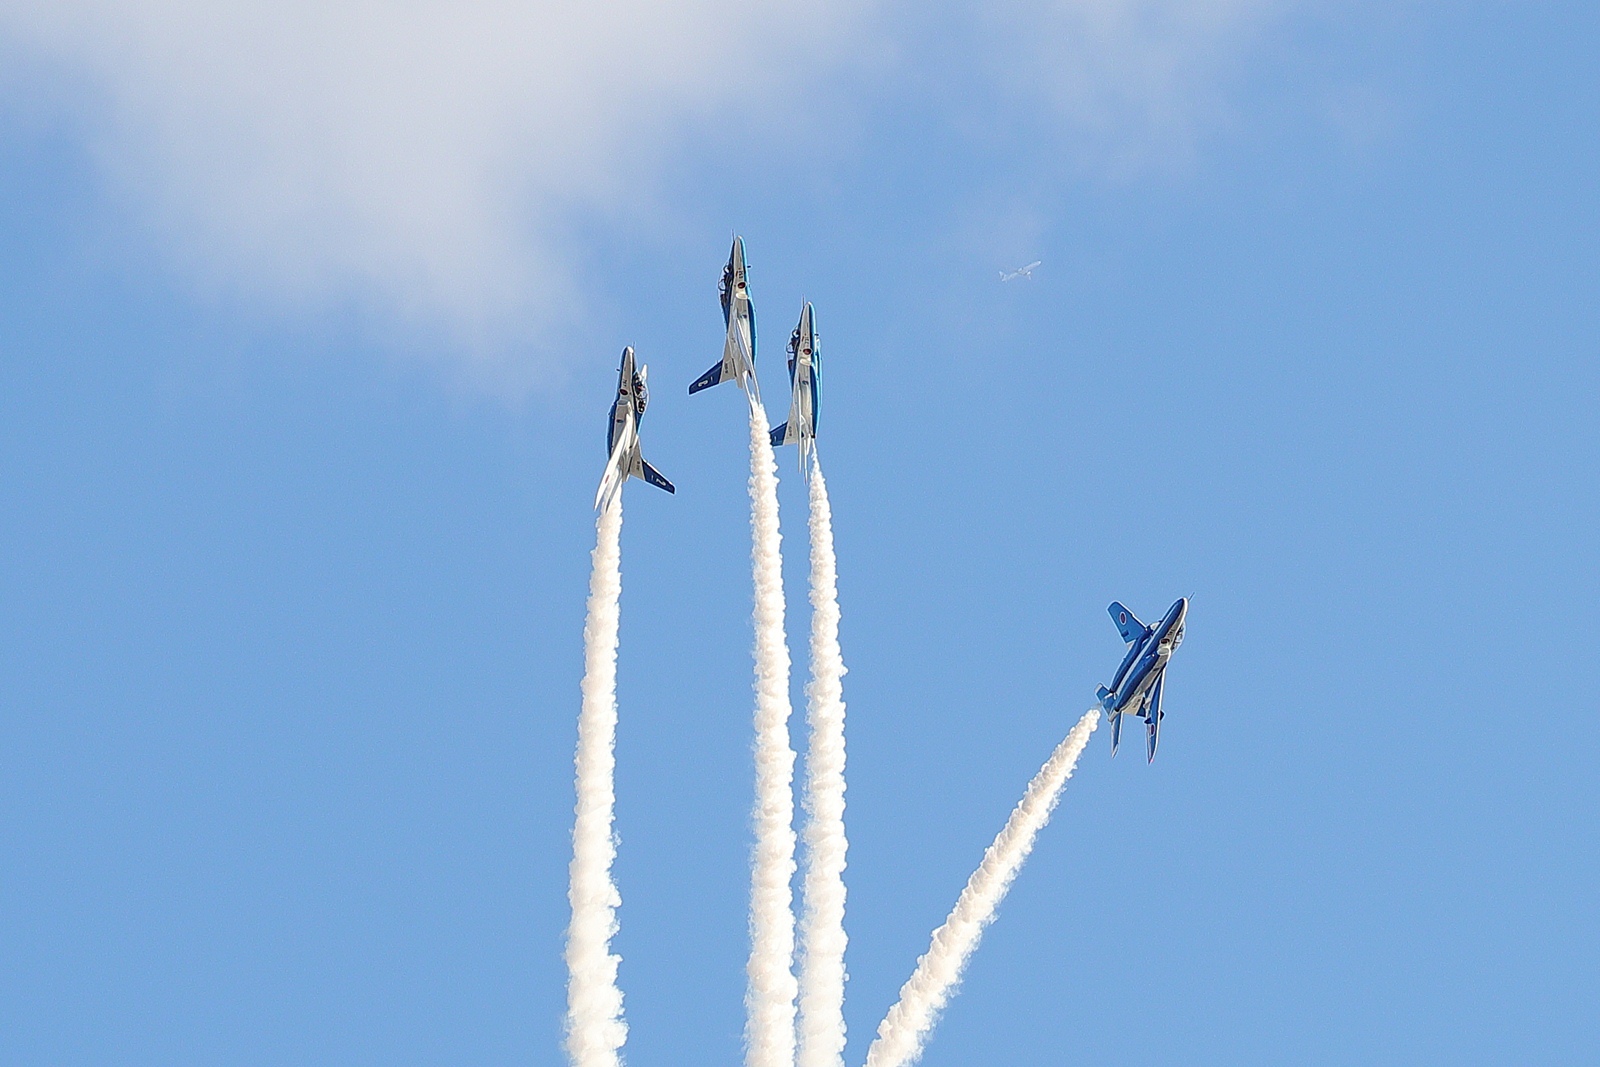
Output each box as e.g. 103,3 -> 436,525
0,2 -> 1302,378
0,1 -> 873,376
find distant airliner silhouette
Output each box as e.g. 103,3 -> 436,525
999,260 -> 1041,282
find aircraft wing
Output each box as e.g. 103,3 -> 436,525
595,386 -> 637,510
689,360 -> 725,394
776,370 -> 802,453
595,437 -> 627,511
640,458 -> 675,493
690,310 -> 758,402
1145,673 -> 1165,762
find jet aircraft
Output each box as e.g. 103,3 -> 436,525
690,235 -> 759,405
595,346 -> 675,511
769,302 -> 821,474
1096,597 -> 1187,762
999,260 -> 1041,282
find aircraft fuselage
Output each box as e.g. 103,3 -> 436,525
1104,598 -> 1187,714
1105,598 -> 1186,716
606,349 -> 646,459
596,346 -> 674,510
1099,597 -> 1186,761
769,302 -> 821,471
692,236 -> 759,403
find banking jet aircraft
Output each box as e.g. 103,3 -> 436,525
1000,260 -> 1041,282
769,302 -> 821,474
595,346 -> 675,511
1096,597 -> 1188,762
690,235 -> 759,406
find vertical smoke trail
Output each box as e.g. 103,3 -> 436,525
796,457 -> 850,1067
565,498 -> 628,1067
864,710 -> 1101,1067
745,402 -> 800,1067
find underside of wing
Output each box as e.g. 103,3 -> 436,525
595,441 -> 627,510
1145,674 -> 1165,762
689,359 -> 724,394
727,319 -> 753,380
784,388 -> 803,444
639,458 -> 675,494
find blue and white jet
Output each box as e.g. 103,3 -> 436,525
689,235 -> 759,406
768,302 -> 821,474
1096,597 -> 1188,762
595,346 -> 675,511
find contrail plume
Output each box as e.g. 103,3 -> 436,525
565,498 -> 628,1067
796,456 -> 849,1067
744,402 -> 800,1067
863,709 -> 1101,1067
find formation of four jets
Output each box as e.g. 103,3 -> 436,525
593,236 -> 1186,761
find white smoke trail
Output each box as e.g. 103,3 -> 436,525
796,456 -> 849,1067
565,497 -> 627,1067
744,402 -> 800,1067
864,709 -> 1101,1067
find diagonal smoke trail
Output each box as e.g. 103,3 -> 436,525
864,709 -> 1101,1067
565,497 -> 628,1067
796,456 -> 850,1067
745,401 -> 800,1067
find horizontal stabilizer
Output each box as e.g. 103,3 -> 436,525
640,459 -> 675,494
689,360 -> 724,395
769,421 -> 788,447
1108,601 -> 1146,644
1110,711 -> 1122,757
1096,685 -> 1114,710
1146,712 -> 1160,763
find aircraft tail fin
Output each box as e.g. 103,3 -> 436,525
639,459 -> 675,494
769,421 -> 788,447
689,360 -> 724,395
1108,602 -> 1146,644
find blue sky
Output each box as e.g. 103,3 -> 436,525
2,3 -> 1596,1064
